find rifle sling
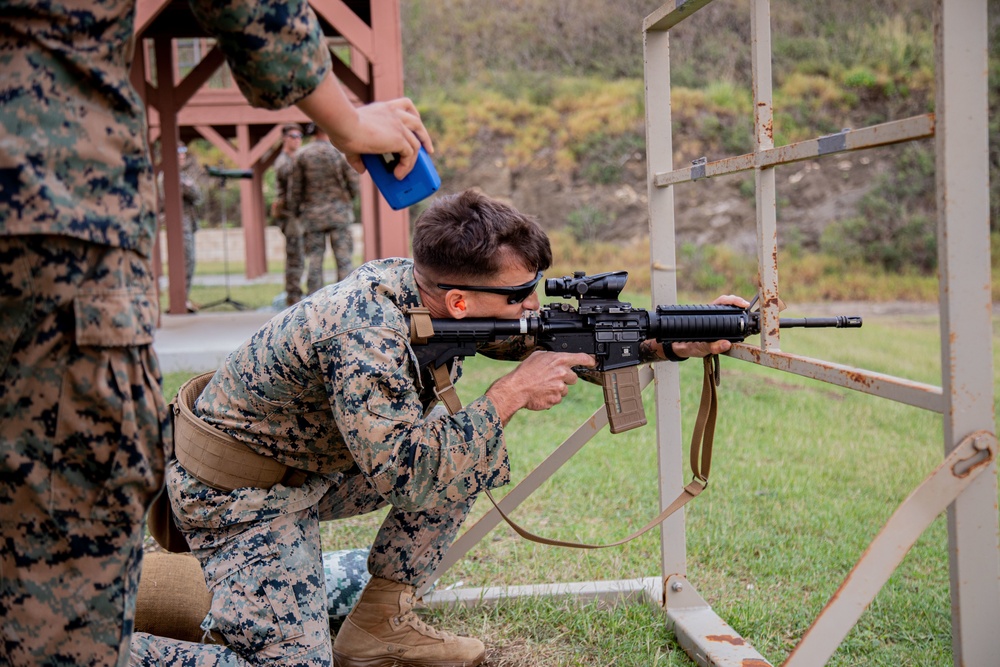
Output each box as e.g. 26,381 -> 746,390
411,300 -> 721,549
482,355 -> 719,550
408,307 -> 463,413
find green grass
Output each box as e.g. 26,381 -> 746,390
162,283 -> 282,312
159,312 -> 995,666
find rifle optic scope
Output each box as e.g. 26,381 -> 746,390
545,271 -> 628,300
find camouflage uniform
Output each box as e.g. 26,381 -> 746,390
180,157 -> 203,301
272,150 -> 304,304
131,258 -> 519,665
287,140 -> 357,293
0,0 -> 332,665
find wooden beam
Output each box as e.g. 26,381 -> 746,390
367,0 -> 408,259
236,124 -> 267,277
193,125 -> 240,165
349,44 -> 369,84
153,36 -> 189,315
248,124 -> 284,166
330,49 -> 371,104
370,1 -> 404,100
175,45 -> 225,107
134,0 -> 172,37
310,0 -> 373,60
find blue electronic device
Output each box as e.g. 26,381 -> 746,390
361,146 -> 441,210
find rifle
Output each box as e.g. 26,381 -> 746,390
409,270 -> 862,434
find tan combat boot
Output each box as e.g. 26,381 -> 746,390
332,576 -> 485,667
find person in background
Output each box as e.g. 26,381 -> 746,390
270,123 -> 306,307
0,1 -> 434,665
288,126 -> 359,294
178,144 -> 204,312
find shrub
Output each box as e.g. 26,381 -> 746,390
565,205 -> 610,244
820,144 -> 937,273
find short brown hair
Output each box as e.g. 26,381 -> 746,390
281,123 -> 303,136
412,190 -> 552,282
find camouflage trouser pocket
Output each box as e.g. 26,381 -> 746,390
203,525 -> 306,654
52,287 -> 163,523
0,238 -> 165,525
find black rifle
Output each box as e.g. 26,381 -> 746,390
410,271 -> 861,433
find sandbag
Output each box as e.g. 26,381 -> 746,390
134,548 -> 371,643
135,551 -> 215,644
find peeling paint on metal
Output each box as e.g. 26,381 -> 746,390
707,634 -> 746,646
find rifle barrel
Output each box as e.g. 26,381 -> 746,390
779,316 -> 863,328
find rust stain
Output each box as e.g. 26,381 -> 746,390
765,118 -> 773,141
742,660 -> 771,667
841,369 -> 874,388
843,371 -> 872,387
706,634 -> 746,646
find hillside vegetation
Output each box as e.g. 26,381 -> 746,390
399,0 -> 1000,292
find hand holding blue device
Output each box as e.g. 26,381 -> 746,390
361,146 -> 441,210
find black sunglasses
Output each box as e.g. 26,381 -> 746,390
437,270 -> 543,305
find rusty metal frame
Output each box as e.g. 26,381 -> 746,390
421,3 -> 997,665
644,1 -> 999,665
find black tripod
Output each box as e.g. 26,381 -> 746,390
199,167 -> 252,311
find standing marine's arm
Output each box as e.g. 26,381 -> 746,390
187,0 -> 331,110
287,154 -> 304,219
274,156 -> 290,203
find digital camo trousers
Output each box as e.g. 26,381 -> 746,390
130,461 -> 474,666
183,215 -> 196,301
304,222 -> 353,295
0,236 -> 168,667
279,216 -> 304,305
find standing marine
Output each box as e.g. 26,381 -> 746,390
271,123 -> 305,307
0,0 -> 434,665
288,126 -> 358,294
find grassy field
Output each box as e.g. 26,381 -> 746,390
160,308 -> 995,666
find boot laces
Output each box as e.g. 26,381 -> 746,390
396,596 -> 456,641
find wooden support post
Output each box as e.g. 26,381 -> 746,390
154,36 -> 188,315
367,0 -> 410,259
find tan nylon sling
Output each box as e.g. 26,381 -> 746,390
408,308 -> 721,550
